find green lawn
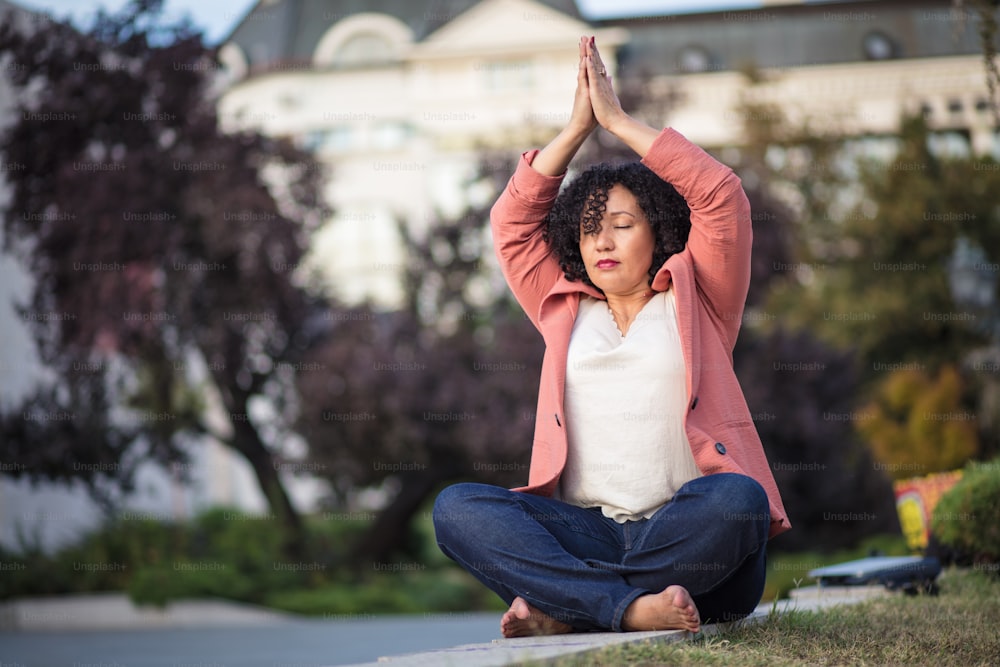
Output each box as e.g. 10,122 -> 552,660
551,567 -> 999,666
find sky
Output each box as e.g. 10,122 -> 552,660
15,0 -> 781,44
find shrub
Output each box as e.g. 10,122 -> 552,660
126,508 -> 308,607
1,504 -> 506,614
931,460 -> 1000,563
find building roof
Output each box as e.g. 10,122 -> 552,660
597,0 -> 983,76
224,0 -> 984,76
225,0 -> 583,70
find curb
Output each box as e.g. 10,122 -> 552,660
339,611 -> 768,666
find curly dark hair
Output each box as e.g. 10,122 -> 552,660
543,162 -> 691,290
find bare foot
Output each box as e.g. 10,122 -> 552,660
500,596 -> 573,638
621,585 -> 701,633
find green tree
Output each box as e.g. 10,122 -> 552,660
718,80 -> 997,539
766,115 -> 1000,379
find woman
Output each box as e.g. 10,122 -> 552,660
433,36 -> 790,637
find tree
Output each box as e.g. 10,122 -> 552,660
766,116 -> 1000,379
296,154 -> 550,566
734,327 -> 900,550
965,0 -> 1000,125
0,0 -> 328,556
859,365 -> 979,479
760,114 -> 1000,469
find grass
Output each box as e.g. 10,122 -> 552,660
546,567 -> 999,666
762,533 -> 910,601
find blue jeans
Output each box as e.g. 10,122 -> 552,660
433,473 -> 769,632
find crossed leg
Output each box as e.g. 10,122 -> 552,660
433,474 -> 768,636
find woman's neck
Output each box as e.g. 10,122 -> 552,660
605,287 -> 655,336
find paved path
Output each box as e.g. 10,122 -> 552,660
0,613 -> 502,666
0,594 -> 502,666
0,592 -> 289,631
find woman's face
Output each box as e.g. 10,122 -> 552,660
579,184 -> 656,296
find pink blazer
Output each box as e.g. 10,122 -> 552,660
490,128 -> 790,539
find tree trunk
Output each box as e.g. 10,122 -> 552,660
348,468 -> 454,568
229,418 -> 308,562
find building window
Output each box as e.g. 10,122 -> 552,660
678,45 -> 713,74
862,31 -> 896,61
334,32 -> 394,66
928,130 -> 971,159
301,126 -> 356,153
313,13 -> 413,69
481,60 -> 534,92
372,122 -> 413,151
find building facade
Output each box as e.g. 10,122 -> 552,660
218,0 -> 626,306
216,0 -> 994,306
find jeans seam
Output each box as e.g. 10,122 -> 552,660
611,587 -> 649,632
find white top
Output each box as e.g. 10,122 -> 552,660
560,289 -> 702,523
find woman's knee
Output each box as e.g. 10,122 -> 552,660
432,482 -> 510,542
724,474 -> 768,514
685,473 -> 769,543
720,474 -> 769,539
684,473 -> 765,508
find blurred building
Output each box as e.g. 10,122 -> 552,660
216,0 -> 627,307
216,0 -> 993,307
609,0 -> 991,150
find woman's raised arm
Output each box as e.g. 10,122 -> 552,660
583,38 -> 659,158
490,37 -> 605,329
585,39 -> 752,340
530,36 -> 599,176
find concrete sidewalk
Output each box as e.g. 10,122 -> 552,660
340,585 -> 892,667
0,592 -> 290,632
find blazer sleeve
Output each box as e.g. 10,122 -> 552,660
489,149 -> 567,331
641,128 -> 753,349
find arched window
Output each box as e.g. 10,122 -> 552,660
335,32 -> 394,65
313,14 -> 413,68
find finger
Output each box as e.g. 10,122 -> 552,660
590,37 -> 606,71
586,53 -> 606,80
584,44 -> 604,75
593,53 -> 606,76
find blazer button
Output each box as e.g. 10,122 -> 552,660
715,442 -> 727,455
690,396 -> 698,410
